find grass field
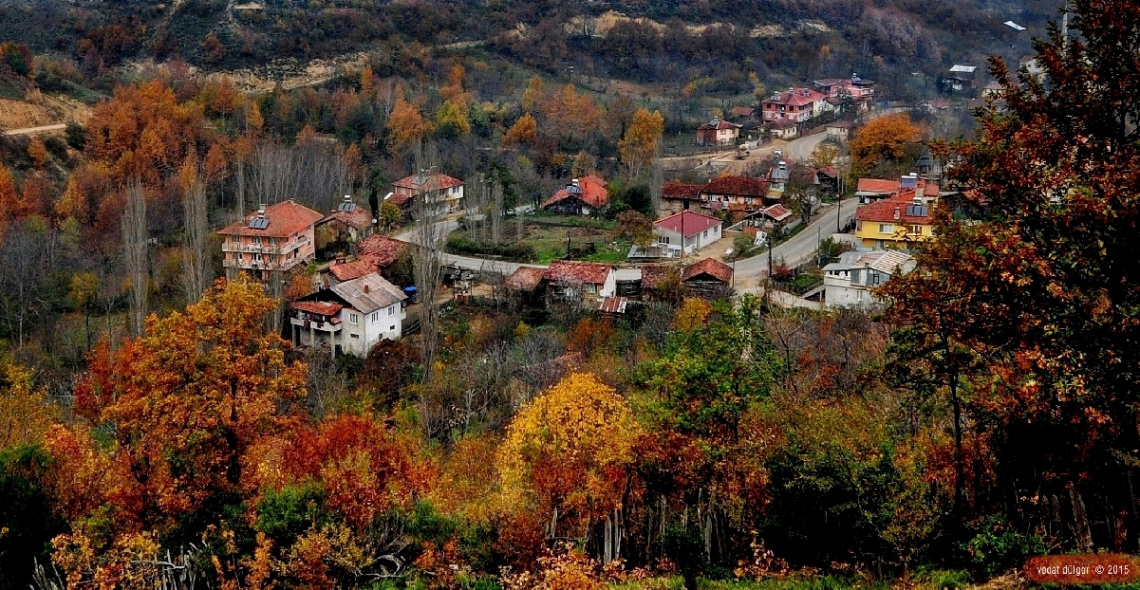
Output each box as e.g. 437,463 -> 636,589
452,216 -> 629,264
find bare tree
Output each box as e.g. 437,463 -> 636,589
0,221 -> 51,349
123,182 -> 149,338
411,141 -> 445,384
649,147 -> 664,216
182,175 -> 211,304
234,151 -> 247,221
490,176 -> 504,245
249,141 -> 351,213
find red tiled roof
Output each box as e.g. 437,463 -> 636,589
857,178 -> 902,194
662,182 -> 704,200
392,172 -> 464,191
703,176 -> 768,198
542,175 -> 609,209
544,260 -> 612,285
640,264 -> 680,290
764,87 -> 826,107
730,106 -> 755,117
356,235 -> 409,267
291,300 -> 343,316
768,119 -> 799,130
328,259 -> 378,282
321,206 -> 373,230
505,266 -> 546,291
698,119 -> 741,131
855,200 -> 933,224
388,192 -> 411,206
923,183 -> 941,197
818,165 -> 839,178
218,201 -> 323,238
654,210 -> 722,238
682,258 -> 733,284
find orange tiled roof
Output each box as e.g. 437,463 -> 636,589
328,259 -> 378,282
682,258 -> 733,284
856,199 -> 933,224
393,172 -> 465,191
544,260 -> 611,285
356,235 -> 409,267
506,266 -> 546,291
542,175 -> 609,209
857,178 -> 902,194
321,206 -> 373,230
291,300 -> 343,316
218,201 -> 323,238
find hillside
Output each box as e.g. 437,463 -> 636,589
0,0 -> 1064,101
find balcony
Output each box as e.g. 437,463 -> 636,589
290,316 -> 342,332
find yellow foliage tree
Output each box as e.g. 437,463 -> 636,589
504,113 -> 538,146
618,108 -> 664,179
0,361 -> 58,450
522,76 -> 544,113
498,372 -> 640,541
849,113 -> 923,175
436,100 -> 471,137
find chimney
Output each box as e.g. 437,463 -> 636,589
893,206 -> 901,220
336,256 -> 346,265
364,284 -> 370,294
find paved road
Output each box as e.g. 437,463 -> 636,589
735,196 -> 860,279
394,219 -> 542,275
785,131 -> 827,164
3,123 -> 66,136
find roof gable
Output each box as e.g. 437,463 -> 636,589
332,272 -> 406,313
654,210 -> 722,238
682,258 -> 733,284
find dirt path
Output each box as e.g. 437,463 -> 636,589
3,123 -> 66,136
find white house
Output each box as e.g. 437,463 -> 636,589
289,272 -> 407,357
653,211 -> 723,256
823,250 -> 915,308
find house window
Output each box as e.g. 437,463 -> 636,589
660,236 -> 670,245
387,305 -> 396,317
253,253 -> 262,262
909,225 -> 922,235
879,223 -> 894,234
872,273 -> 881,286
254,237 -> 262,246
349,313 -> 359,325
371,312 -> 379,323
745,197 -> 752,204
586,284 -> 598,294
702,230 -> 708,239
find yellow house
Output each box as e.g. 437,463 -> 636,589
854,196 -> 936,250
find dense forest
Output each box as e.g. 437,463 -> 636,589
1,0 -> 1138,588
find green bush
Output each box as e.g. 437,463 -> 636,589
960,519 -> 1047,580
446,236 -> 536,262
256,482 -> 329,545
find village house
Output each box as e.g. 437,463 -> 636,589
390,171 -> 465,218
856,174 -> 940,204
653,210 -> 723,256
505,266 -> 548,307
730,106 -> 758,122
289,272 -> 407,357
943,65 -> 978,92
315,195 -> 374,257
767,118 -> 799,139
854,190 -> 936,250
823,250 -> 915,308
814,75 -> 876,112
762,87 -> 830,125
219,200 -> 324,280
696,118 -> 742,146
699,175 -> 771,218
661,182 -> 705,213
322,234 -> 410,287
542,175 -> 609,215
825,120 -> 853,142
639,264 -> 682,302
543,260 -> 616,305
681,257 -> 734,299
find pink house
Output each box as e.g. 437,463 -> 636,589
762,87 -> 829,123
219,200 -> 323,279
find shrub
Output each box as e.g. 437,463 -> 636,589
446,236 -> 536,262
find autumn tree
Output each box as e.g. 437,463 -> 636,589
387,88 -> 432,154
27,136 -> 49,169
612,210 -> 653,249
881,0 -> 1140,551
498,372 -> 640,564
503,112 -> 538,147
122,182 -> 148,337
618,108 -> 664,179
65,277 -> 306,536
849,113 -> 923,177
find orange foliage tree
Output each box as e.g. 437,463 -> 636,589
849,113 -> 923,176
62,277 -> 306,536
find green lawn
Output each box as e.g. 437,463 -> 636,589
452,218 -> 626,264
